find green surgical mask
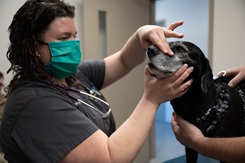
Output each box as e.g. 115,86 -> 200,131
42,40 -> 82,79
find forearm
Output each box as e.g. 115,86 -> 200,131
108,97 -> 158,163
196,137 -> 245,162
119,29 -> 146,69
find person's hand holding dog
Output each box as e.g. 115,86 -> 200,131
171,112 -> 245,162
143,64 -> 193,106
171,112 -> 204,150
225,66 -> 245,87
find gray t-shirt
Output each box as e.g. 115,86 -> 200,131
0,60 -> 116,163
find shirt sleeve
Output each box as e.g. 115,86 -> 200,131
76,60 -> 105,90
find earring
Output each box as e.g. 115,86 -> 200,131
36,53 -> 41,58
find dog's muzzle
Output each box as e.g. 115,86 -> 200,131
146,45 -> 183,79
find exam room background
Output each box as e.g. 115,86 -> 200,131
0,0 -> 245,163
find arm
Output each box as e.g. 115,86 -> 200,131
102,21 -> 184,88
225,66 -> 245,87
59,64 -> 193,163
171,113 -> 245,162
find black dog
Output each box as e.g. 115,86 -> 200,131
146,41 -> 245,163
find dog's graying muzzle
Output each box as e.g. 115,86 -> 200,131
146,44 -> 184,79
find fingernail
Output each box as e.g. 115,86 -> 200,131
163,49 -> 168,53
189,66 -> 194,71
228,83 -> 234,87
182,64 -> 188,68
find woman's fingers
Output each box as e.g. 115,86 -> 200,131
167,21 -> 184,31
165,21 -> 184,38
168,64 -> 194,97
141,23 -> 184,55
170,64 -> 193,84
147,30 -> 169,54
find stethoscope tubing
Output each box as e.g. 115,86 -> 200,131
39,79 -> 111,119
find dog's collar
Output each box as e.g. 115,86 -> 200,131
193,83 -> 230,135
235,86 -> 245,133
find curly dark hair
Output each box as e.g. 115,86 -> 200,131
6,0 -> 75,95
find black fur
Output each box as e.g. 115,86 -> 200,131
146,41 -> 245,163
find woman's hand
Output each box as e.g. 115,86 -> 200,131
143,64 -> 193,106
225,66 -> 245,87
171,112 -> 204,150
137,21 -> 184,55
103,21 -> 184,88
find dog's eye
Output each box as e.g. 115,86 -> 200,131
176,46 -> 185,52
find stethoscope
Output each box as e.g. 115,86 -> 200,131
40,78 -> 111,119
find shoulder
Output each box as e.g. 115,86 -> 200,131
76,60 -> 105,90
77,60 -> 105,78
78,60 -> 105,70
9,81 -> 68,105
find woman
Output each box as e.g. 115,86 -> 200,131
0,0 -> 193,162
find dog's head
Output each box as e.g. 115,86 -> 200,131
146,41 -> 213,93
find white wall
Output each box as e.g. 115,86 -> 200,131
212,0 -> 245,74
155,0 -> 209,58
0,0 -> 26,86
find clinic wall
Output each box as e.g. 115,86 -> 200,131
155,0 -> 209,58
211,0 -> 245,74
81,1 -> 153,162
0,0 -> 25,87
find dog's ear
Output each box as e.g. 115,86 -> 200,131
185,41 -> 213,93
200,58 -> 213,93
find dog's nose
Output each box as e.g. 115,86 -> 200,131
147,47 -> 156,59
